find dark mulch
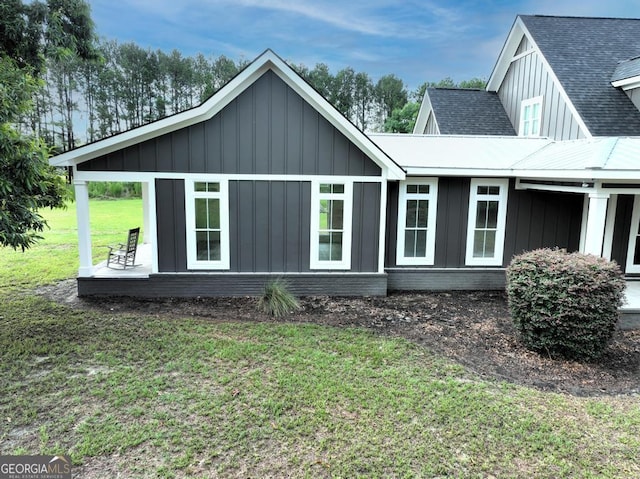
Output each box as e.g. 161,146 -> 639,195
38,280 -> 640,396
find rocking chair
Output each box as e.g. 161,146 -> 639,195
106,227 -> 140,269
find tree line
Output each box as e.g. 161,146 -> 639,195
19,37 -> 486,151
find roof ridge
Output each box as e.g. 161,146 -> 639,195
519,14 -> 640,21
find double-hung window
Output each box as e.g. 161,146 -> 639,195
465,179 -> 509,266
310,181 -> 352,270
185,179 -> 230,269
519,96 -> 543,137
396,179 -> 438,265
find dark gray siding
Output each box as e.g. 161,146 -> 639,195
386,178 -> 582,270
503,188 -> 583,264
351,183 -> 381,273
79,71 -> 381,176
156,179 -> 380,274
434,177 -> 470,267
156,179 -> 187,272
385,178 -> 470,268
611,194 -> 634,269
230,181 -> 311,272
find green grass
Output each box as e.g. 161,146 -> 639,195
1,201 -> 640,477
0,199 -> 142,292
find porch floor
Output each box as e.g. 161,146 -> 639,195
92,243 -> 152,278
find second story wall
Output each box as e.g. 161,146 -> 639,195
497,36 -> 589,140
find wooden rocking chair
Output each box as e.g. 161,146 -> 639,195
106,227 -> 140,269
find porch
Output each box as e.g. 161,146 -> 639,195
91,243 -> 152,278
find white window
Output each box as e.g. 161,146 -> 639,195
396,179 -> 438,265
519,96 -> 543,137
310,181 -> 352,270
185,179 -> 230,270
465,179 -> 509,266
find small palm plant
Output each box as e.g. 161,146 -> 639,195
258,279 -> 301,317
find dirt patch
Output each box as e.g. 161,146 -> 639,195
36,281 -> 640,396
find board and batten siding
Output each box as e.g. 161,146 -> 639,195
610,194 -> 634,269
79,71 -> 381,177
386,178 -> 583,270
156,179 -> 380,274
423,112 -> 439,134
497,36 -> 588,140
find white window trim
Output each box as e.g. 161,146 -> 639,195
465,178 -> 509,266
396,178 -> 438,266
185,178 -> 230,270
519,96 -> 543,137
310,180 -> 353,270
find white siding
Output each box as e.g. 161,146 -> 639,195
498,47 -> 587,140
625,88 -> 640,112
424,112 -> 439,135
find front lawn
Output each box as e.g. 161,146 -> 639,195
0,200 -> 639,478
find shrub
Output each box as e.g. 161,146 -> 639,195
506,248 -> 625,361
258,279 -> 300,317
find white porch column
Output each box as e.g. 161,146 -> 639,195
74,180 -> 94,277
583,192 -> 610,256
142,182 -> 151,244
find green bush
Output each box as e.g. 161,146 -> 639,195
258,279 -> 300,317
506,248 -> 625,361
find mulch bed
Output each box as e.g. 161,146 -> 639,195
38,281 -> 640,396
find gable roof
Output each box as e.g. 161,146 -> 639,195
422,88 -> 516,135
489,15 -> 640,137
50,49 -> 405,180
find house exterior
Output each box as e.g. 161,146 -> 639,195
50,16 -> 640,297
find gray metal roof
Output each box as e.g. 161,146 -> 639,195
612,56 -> 640,83
427,88 -> 516,135
520,15 -> 640,136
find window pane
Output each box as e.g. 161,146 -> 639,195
487,186 -> 500,195
319,200 -> 329,229
195,199 -> 208,229
404,230 -> 416,257
208,182 -> 220,192
418,184 -> 430,194
332,184 -> 344,194
473,230 -> 486,257
416,200 -> 429,227
473,230 -> 496,258
318,233 -> 331,260
209,231 -> 221,261
208,198 -> 220,229
195,182 -> 207,192
320,184 -> 331,194
415,230 -> 427,257
486,200 -> 498,228
406,200 -> 418,228
476,201 -> 488,228
330,232 -> 343,261
407,184 -> 418,194
196,231 -> 209,260
485,231 -> 496,257
330,200 -> 344,230
477,186 -> 488,195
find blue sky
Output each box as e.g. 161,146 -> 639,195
86,0 -> 640,92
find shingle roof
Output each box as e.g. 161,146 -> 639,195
427,88 -> 516,135
612,56 -> 640,83
519,15 -> 640,136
